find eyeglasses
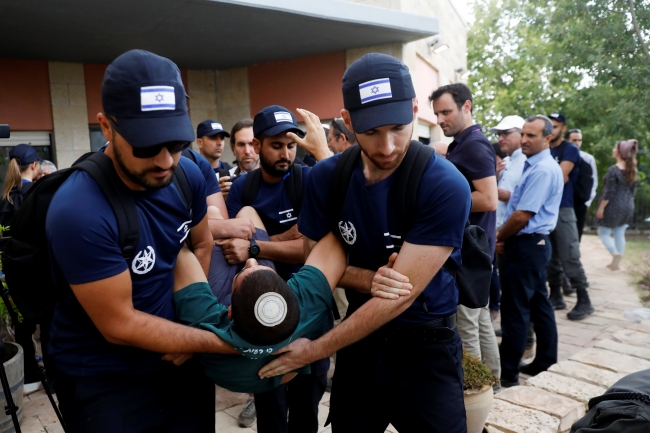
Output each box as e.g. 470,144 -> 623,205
108,117 -> 191,159
496,129 -> 518,138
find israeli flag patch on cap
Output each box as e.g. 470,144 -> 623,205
211,123 -> 223,130
274,112 -> 293,123
359,78 -> 392,104
140,86 -> 176,111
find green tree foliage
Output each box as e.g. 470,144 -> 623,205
469,0 -> 650,222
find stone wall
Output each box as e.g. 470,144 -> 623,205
214,67 -> 250,165
48,62 -> 91,169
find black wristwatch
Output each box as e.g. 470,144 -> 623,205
248,238 -> 260,259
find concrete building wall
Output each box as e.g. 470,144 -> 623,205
187,69 -> 219,152
48,62 -> 91,168
214,67 -> 250,165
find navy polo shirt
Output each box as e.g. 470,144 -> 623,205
46,157 -> 208,376
226,165 -> 311,280
298,152 -> 471,324
446,124 -> 497,256
184,148 -> 221,196
550,140 -> 580,208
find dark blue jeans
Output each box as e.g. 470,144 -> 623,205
500,234 -> 558,381
489,254 -> 501,312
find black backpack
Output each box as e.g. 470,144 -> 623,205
241,165 -> 303,234
2,152 -> 192,321
570,369 -> 650,432
328,141 -> 492,309
0,183 -> 34,233
557,141 -> 594,204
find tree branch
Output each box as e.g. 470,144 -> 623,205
628,0 -> 650,65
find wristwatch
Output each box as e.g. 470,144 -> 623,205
248,238 -> 260,259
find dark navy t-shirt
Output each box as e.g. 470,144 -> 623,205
184,148 -> 220,196
550,140 -> 580,208
226,166 -> 311,280
446,124 -> 497,256
298,152 -> 471,324
46,157 -> 208,376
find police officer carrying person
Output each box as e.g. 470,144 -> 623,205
196,119 -> 232,175
259,53 -> 472,432
222,105 -> 331,432
45,50 -> 241,432
496,115 -> 564,386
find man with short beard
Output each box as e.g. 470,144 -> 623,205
430,83 -> 500,384
223,105 -> 331,432
218,118 -> 259,199
45,50 -> 239,432
258,53 -> 471,432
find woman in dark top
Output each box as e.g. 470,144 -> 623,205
596,139 -> 638,271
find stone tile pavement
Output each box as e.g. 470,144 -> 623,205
18,235 -> 649,432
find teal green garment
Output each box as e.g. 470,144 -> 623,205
173,265 -> 333,393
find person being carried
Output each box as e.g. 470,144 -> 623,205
170,206 -> 407,394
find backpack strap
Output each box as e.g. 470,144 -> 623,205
390,141 -> 434,249
75,153 -> 140,261
242,168 -> 263,207
328,145 -> 361,243
181,148 -> 197,164
286,164 -> 303,217
172,163 -> 193,219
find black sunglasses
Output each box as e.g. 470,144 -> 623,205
108,117 -> 191,159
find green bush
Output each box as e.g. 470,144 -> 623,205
462,349 -> 497,391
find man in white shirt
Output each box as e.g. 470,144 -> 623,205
491,115 -> 527,228
566,128 -> 598,240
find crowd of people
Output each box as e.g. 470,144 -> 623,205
0,47 -> 641,433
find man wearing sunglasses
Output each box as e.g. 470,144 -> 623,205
45,50 -> 233,432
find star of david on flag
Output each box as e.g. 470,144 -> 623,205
359,78 -> 392,104
140,86 -> 176,111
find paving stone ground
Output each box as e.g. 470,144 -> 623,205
18,235 -> 650,432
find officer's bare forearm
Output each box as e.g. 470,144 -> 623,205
497,210 -> 534,242
257,239 -> 304,264
337,266 -> 374,294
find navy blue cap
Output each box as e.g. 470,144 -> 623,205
102,49 -> 195,148
548,113 -> 566,124
10,144 -> 41,165
342,53 -> 416,133
253,105 -> 304,138
197,120 -> 230,138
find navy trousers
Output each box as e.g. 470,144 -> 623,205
254,357 -> 329,433
500,234 -> 558,381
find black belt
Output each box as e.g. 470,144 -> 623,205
371,313 -> 457,343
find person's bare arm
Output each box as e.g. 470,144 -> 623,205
471,176 -> 498,212
496,210 -> 534,242
189,214 -> 213,276
258,242 -> 452,377
497,188 -> 511,202
559,161 -> 575,184
207,192 -> 228,220
70,269 -> 238,355
218,238 -> 304,265
287,109 -> 332,161
304,232 -> 347,290
596,199 -> 609,220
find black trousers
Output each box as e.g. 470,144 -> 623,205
254,357 -> 329,433
500,234 -> 558,381
574,203 -> 587,241
328,327 -> 466,433
54,360 -> 215,433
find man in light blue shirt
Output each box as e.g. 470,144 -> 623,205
495,115 -> 563,387
491,115 -> 527,228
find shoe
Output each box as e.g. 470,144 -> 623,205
607,254 -> 622,271
562,276 -> 576,297
522,347 -> 535,361
518,362 -> 544,377
494,328 -> 502,337
500,377 -> 519,388
237,398 -> 256,428
23,381 -> 44,395
549,292 -> 566,310
567,298 -> 595,321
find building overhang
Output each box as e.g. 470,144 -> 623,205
0,0 -> 438,69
